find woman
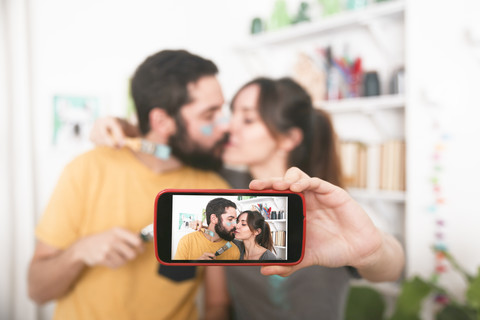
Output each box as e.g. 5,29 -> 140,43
218,77 -> 351,320
233,210 -> 277,260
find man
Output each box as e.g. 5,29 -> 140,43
27,50 -> 230,320
175,197 -> 240,260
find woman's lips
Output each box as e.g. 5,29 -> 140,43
225,140 -> 235,148
225,137 -> 240,148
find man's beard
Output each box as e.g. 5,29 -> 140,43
215,220 -> 236,241
169,116 -> 227,171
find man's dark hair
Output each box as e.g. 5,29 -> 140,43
131,49 -> 218,135
205,198 -> 237,225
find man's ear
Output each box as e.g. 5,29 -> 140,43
149,108 -> 176,136
279,127 -> 303,152
210,214 -> 218,225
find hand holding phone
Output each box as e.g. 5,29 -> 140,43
250,167 -> 405,282
154,189 -> 305,266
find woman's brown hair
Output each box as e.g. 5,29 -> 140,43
231,77 -> 344,187
239,210 -> 275,253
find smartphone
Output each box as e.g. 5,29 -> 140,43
154,189 -> 305,266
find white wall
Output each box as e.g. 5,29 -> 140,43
30,0 -> 280,220
406,0 -> 480,299
1,0 -> 37,319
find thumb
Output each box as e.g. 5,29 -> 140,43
260,265 -> 294,277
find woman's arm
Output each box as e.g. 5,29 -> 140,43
89,117 -> 140,148
250,167 -> 405,282
355,231 -> 405,282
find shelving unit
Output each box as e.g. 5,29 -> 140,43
236,0 -> 405,49
233,0 -> 407,304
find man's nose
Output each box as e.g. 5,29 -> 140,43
214,114 -> 230,135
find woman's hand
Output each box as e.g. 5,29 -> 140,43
89,117 -> 140,148
189,220 -> 204,231
250,167 -> 405,282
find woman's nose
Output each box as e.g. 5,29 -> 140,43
228,115 -> 241,134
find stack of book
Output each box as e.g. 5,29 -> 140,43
340,140 -> 406,191
271,231 -> 286,247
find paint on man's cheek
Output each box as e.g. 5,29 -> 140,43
200,115 -> 230,137
225,221 -> 237,227
201,124 -> 214,136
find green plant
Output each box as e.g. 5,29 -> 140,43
346,286 -> 386,320
390,249 -> 480,320
346,249 -> 480,320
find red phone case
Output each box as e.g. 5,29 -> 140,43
154,189 -> 306,266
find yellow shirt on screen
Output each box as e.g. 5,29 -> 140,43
35,147 -> 229,320
174,230 -> 240,260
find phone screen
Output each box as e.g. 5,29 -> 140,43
155,189 -> 305,265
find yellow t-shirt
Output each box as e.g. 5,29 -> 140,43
36,147 -> 230,320
174,231 -> 240,260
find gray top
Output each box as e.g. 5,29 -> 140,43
221,168 -> 355,320
233,240 -> 278,260
225,265 -> 352,320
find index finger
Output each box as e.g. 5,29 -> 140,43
249,167 -> 311,191
289,177 -> 337,195
283,167 -> 310,184
249,177 -> 284,190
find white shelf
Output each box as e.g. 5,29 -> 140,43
233,1 -> 407,296
237,196 -> 275,206
237,196 -> 287,214
348,188 -> 406,203
237,0 -> 405,49
316,94 -> 405,114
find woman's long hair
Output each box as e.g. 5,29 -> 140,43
241,210 -> 275,253
231,77 -> 344,187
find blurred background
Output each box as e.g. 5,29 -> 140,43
1,0 -> 480,319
